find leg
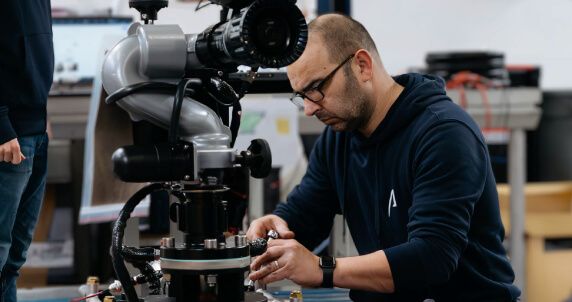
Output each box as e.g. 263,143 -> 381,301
0,137 -> 35,302
1,134 -> 48,302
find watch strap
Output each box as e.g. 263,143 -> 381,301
321,266 -> 334,288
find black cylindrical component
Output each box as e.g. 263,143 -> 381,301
111,143 -> 194,182
188,0 -> 307,71
217,271 -> 246,301
249,238 -> 267,256
176,187 -> 229,245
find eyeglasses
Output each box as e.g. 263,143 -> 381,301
290,54 -> 355,109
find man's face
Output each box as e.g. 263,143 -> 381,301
287,38 -> 372,132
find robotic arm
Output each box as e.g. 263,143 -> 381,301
100,1 -> 307,301
102,0 -> 307,181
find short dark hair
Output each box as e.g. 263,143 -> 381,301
308,13 -> 379,64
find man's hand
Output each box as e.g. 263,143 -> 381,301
0,138 -> 25,164
246,214 -> 295,241
249,239 -> 322,287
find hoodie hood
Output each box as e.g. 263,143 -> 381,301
352,73 -> 449,147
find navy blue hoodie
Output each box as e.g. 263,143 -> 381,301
275,73 -> 520,301
0,0 -> 54,144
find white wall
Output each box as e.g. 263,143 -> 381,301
52,0 -> 316,34
352,0 -> 572,90
52,0 -> 230,32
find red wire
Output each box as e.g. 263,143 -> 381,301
476,82 -> 493,129
70,291 -> 103,302
447,71 -> 493,129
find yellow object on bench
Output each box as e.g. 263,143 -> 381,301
497,181 -> 572,302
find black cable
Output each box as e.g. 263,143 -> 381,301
195,0 -> 211,11
105,82 -> 177,105
111,183 -> 165,302
220,7 -> 229,22
229,67 -> 259,147
122,246 -> 156,263
206,91 -> 235,107
229,101 -> 242,148
170,79 -> 201,145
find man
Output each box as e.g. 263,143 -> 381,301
246,14 -> 520,301
0,1 -> 54,301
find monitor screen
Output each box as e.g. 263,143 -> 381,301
52,17 -> 132,86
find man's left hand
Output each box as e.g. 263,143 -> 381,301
249,239 -> 322,287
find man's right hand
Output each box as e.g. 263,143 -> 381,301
246,214 -> 295,241
0,138 -> 26,164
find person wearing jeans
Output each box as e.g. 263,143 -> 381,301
0,1 -> 54,301
0,134 -> 49,302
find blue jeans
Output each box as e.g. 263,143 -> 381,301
0,133 -> 48,302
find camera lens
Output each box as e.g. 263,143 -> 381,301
187,0 -> 307,71
255,16 -> 291,54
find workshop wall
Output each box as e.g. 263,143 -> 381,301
51,0 -> 221,33
353,0 -> 572,90
51,0 -> 316,34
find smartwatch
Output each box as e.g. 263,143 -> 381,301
319,255 -> 336,288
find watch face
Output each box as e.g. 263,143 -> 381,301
320,256 -> 336,268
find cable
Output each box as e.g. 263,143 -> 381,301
169,79 -> 200,144
111,183 -> 166,302
105,82 -> 177,105
447,71 -> 494,129
195,0 -> 211,11
70,291 -> 103,302
229,67 -> 258,147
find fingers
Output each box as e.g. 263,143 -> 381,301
11,145 -> 25,165
10,142 -> 20,164
259,266 -> 288,285
246,215 -> 295,241
3,149 -> 12,162
246,219 -> 268,241
250,258 -> 285,282
275,225 -> 295,239
251,246 -> 281,271
0,139 -> 25,164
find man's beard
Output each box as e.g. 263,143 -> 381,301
326,71 -> 372,132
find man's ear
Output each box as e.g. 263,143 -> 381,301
353,49 -> 374,82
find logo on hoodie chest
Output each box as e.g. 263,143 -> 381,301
388,189 -> 398,218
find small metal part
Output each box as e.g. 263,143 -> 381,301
108,280 -> 123,295
267,230 -> 279,240
206,274 -> 217,287
204,239 -> 218,249
206,176 -> 218,186
245,279 -> 255,292
218,242 -> 226,249
86,276 -> 99,294
235,234 -> 248,248
170,182 -> 183,191
161,237 -> 175,248
162,273 -> 171,282
164,281 -> 170,296
289,290 -> 303,302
